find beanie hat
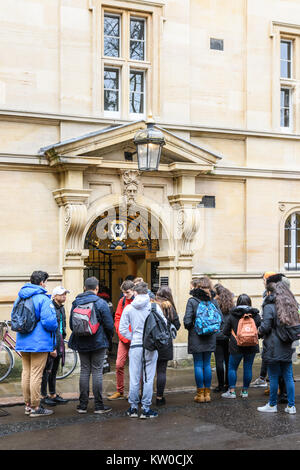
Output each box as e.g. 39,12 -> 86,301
266,273 -> 284,285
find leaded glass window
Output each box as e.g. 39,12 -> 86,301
280,40 -> 292,79
280,88 -> 291,128
285,212 -> 300,270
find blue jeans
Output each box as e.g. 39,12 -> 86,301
193,352 -> 212,388
228,353 -> 256,389
268,362 -> 295,407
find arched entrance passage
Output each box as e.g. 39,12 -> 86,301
83,205 -> 160,307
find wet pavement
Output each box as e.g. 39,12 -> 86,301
2,359 -> 300,450
1,385 -> 300,450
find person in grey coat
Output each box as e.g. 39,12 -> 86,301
183,277 -> 222,403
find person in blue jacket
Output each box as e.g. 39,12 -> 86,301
69,276 -> 114,414
13,271 -> 58,417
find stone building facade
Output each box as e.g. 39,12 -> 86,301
1,0 -> 300,360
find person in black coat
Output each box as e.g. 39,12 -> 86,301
213,284 -> 234,392
222,294 -> 261,399
155,287 -> 181,406
183,277 -> 222,403
257,280 -> 299,414
69,277 -> 114,414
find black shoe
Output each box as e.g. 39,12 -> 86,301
41,397 -> 57,406
52,395 -> 69,404
156,397 -> 166,406
94,406 -> 112,414
213,386 -> 225,393
76,405 -> 87,414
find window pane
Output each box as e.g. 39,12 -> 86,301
104,37 -> 120,57
281,41 -> 291,61
130,19 -> 145,40
104,15 -> 120,57
104,68 -> 119,112
130,40 -> 144,60
130,71 -> 144,113
104,69 -> 119,90
104,90 -> 119,111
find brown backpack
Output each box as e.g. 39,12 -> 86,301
231,313 -> 258,347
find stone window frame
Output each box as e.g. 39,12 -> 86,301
89,0 -> 165,120
279,203 -> 300,272
270,22 -> 300,133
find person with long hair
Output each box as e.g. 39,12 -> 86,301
257,278 -> 299,414
213,283 -> 234,392
184,277 -> 222,403
155,286 -> 181,406
222,294 -> 261,399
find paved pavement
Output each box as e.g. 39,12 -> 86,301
1,386 -> 300,450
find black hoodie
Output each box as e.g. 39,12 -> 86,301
223,305 -> 261,355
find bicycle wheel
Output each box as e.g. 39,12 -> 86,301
0,342 -> 14,383
56,340 -> 78,380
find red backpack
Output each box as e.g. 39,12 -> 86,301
71,302 -> 100,336
231,313 -> 258,347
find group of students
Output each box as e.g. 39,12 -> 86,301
11,269 -> 299,418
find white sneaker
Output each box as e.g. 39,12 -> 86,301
250,377 -> 268,388
285,405 -> 296,415
257,403 -> 277,413
221,390 -> 236,399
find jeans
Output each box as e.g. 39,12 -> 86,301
193,352 -> 212,388
156,359 -> 168,397
78,349 -> 106,409
128,346 -> 158,411
41,354 -> 61,397
228,353 -> 256,389
214,340 -> 229,388
268,362 -> 295,407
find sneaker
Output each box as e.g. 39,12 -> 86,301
250,377 -> 268,388
52,394 -> 69,404
107,392 -> 124,401
240,390 -> 248,398
285,405 -> 296,415
257,403 -> 277,413
140,408 -> 158,419
29,406 -> 54,417
126,407 -> 139,418
76,405 -> 87,414
94,406 -> 112,414
221,390 -> 236,399
25,405 -> 33,415
41,396 -> 57,407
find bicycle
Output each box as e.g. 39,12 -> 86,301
0,320 -> 78,382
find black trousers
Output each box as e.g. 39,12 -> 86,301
156,359 -> 168,397
214,340 -> 229,388
41,354 -> 61,397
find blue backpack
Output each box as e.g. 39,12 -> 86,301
194,300 -> 221,336
11,296 -> 37,334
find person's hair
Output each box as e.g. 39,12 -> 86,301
134,277 -> 143,284
84,276 -> 99,291
214,283 -> 234,315
270,281 -> 300,326
125,275 -> 135,281
191,277 -> 214,298
236,294 -> 252,307
134,282 -> 148,295
121,280 -> 134,292
156,286 -> 177,320
30,271 -> 49,285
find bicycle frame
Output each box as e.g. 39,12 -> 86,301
3,328 -> 22,358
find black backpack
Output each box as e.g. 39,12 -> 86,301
142,304 -> 170,383
11,297 -> 37,334
275,317 -> 300,344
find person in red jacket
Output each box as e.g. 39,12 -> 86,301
108,280 -> 135,400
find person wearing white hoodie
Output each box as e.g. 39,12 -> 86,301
119,281 -> 166,419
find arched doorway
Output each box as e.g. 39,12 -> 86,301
83,205 -> 160,308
